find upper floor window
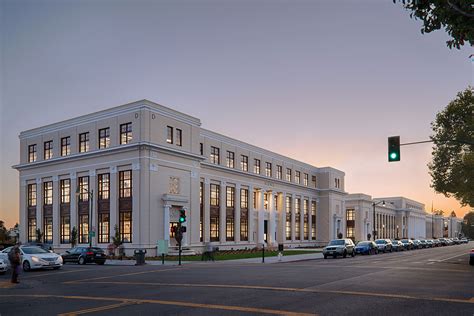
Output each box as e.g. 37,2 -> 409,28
119,170 -> 132,198
176,129 -> 182,146
98,128 -> 110,149
226,187 -> 235,208
210,184 -> 220,206
27,184 -> 37,207
286,168 -> 292,182
200,143 -> 203,155
78,176 -> 89,201
79,132 -> 89,153
28,144 -> 37,162
43,181 -> 53,205
210,146 -> 220,164
304,173 -> 308,186
60,179 -> 70,204
277,165 -> 282,180
295,171 -> 301,184
44,141 -> 53,160
166,126 -> 173,144
240,188 -> 248,209
254,159 -> 260,174
312,175 -> 317,188
226,151 -> 234,168
265,162 -> 272,177
241,155 -> 248,171
98,173 -> 110,200
335,178 -> 341,189
61,137 -> 70,156
311,201 -> 316,216
346,208 -> 355,221
120,123 -> 132,145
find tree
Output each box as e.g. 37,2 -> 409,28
71,226 -> 78,247
112,225 -> 122,248
428,88 -> 474,207
461,211 -> 474,239
394,0 -> 474,49
0,220 -> 10,243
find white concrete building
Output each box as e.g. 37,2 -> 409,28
13,100 -> 347,255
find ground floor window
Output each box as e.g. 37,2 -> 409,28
60,215 -> 70,244
210,216 -> 219,241
28,217 -> 36,242
43,216 -> 53,243
304,221 -> 308,240
346,226 -> 355,240
98,213 -> 110,243
240,218 -> 248,241
295,215 -> 300,238
78,214 -> 89,244
286,214 -> 291,240
226,217 -> 234,241
312,224 -> 316,239
119,211 -> 132,243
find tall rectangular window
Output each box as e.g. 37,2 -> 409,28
99,213 -> 110,243
43,182 -> 53,205
226,186 -> 235,241
60,179 -> 70,204
311,201 -> 317,239
43,217 -> 53,243
346,208 -> 355,240
120,211 -> 132,243
61,137 -> 70,156
176,128 -> 182,146
265,162 -> 272,177
241,155 -> 248,171
240,188 -> 248,209
226,151 -> 234,168
210,184 -> 220,242
286,168 -> 292,182
28,184 -> 37,207
277,165 -> 282,180
210,146 -> 220,164
79,132 -> 90,153
78,177 -> 89,201
304,173 -> 309,186
304,200 -> 309,240
98,173 -> 110,200
295,198 -> 301,238
60,215 -> 70,244
226,187 -> 235,208
295,171 -> 301,184
119,170 -> 132,198
28,144 -> 37,162
200,143 -> 203,155
254,159 -> 260,174
200,182 -> 203,242
210,184 -> 220,207
286,196 -> 292,240
28,218 -> 36,242
167,126 -> 173,144
240,188 -> 248,241
78,214 -> 89,244
44,141 -> 53,160
98,128 -> 110,149
120,122 -> 132,145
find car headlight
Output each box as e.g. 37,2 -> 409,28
57,256 -> 63,263
32,256 -> 40,263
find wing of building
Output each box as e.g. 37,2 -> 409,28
12,100 -> 462,255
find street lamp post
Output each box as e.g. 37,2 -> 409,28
372,200 -> 385,241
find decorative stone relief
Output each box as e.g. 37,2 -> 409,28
169,177 -> 180,194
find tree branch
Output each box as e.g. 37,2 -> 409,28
447,0 -> 474,18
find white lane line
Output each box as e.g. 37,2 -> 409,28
437,253 -> 468,262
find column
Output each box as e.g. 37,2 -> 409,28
131,164 -> 140,247
234,184 -> 241,243
290,194 -> 295,242
108,167 -> 117,242
248,185 -> 254,243
163,204 -> 170,243
300,198 -> 304,241
203,179 -> 210,243
277,193 -> 286,244
36,178 -> 43,239
90,170 -> 98,247
219,181 -> 226,243
257,189 -> 264,244
268,191 -> 276,246
52,176 -> 60,247
308,198 -> 313,241
19,180 -> 27,244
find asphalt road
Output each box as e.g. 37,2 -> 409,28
0,243 -> 472,316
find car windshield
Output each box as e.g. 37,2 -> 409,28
357,242 -> 370,246
22,247 -> 49,254
401,239 -> 409,242
328,240 -> 345,246
89,248 -> 104,253
375,240 -> 385,244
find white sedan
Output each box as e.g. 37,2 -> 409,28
0,246 -> 63,272
0,258 -> 8,274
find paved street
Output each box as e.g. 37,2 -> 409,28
0,243 -> 472,315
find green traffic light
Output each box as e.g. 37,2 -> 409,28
179,216 -> 185,223
390,152 -> 398,160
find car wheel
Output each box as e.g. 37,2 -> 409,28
470,258 -> 474,265
23,260 -> 31,272
78,257 -> 86,265
323,254 -> 327,259
351,250 -> 355,257
343,250 -> 347,258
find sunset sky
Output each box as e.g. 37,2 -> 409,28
0,0 -> 472,228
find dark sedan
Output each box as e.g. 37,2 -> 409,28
61,247 -> 106,265
355,241 -> 378,255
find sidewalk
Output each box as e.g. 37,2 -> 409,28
105,252 -> 324,266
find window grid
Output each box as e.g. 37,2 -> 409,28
210,146 -> 220,164
28,184 -> 37,207
43,182 -> 53,205
286,168 -> 292,182
78,214 -> 89,244
28,144 -> 37,162
79,132 -> 90,153
226,151 -> 235,168
28,218 -> 36,242
44,141 -> 53,160
295,171 -> 301,184
226,186 -> 235,208
240,189 -> 248,209
60,179 -> 70,204
304,173 -> 308,186
60,215 -> 70,244
98,173 -> 110,200
167,126 -> 173,144
98,128 -> 110,149
120,123 -> 132,145
277,165 -> 282,180
254,159 -> 260,174
78,177 -> 89,202
265,162 -> 272,177
210,184 -> 220,206
98,213 -> 110,243
61,137 -> 70,156
241,155 -> 248,171
119,170 -> 132,198
43,216 -> 53,243
120,211 -> 132,242
286,196 -> 292,240
176,128 -> 182,146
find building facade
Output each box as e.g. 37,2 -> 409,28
14,100 -> 347,255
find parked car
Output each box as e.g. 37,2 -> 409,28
401,239 -> 414,250
0,258 -> 8,274
375,239 -> 392,253
470,249 -> 474,266
460,238 -> 468,244
322,239 -> 355,259
438,238 -> 448,246
25,242 -> 54,252
0,246 -> 62,272
424,240 -> 433,248
452,238 -> 461,245
412,240 -> 422,249
355,241 -> 378,255
418,240 -> 427,248
61,247 -> 107,265
391,240 -> 403,251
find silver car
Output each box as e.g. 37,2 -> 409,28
323,239 -> 355,259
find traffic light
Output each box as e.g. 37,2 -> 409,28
179,209 -> 186,223
388,136 -> 400,162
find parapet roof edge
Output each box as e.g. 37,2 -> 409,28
19,99 -> 201,139
376,196 -> 425,208
200,128 -> 330,172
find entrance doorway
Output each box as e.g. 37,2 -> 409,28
169,222 -> 178,246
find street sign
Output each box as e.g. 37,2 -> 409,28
89,231 -> 95,237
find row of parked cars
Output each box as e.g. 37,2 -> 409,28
323,237 -> 470,259
0,244 -> 107,274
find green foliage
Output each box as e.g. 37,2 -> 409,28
429,88 -> 474,207
394,0 -> 474,49
0,220 -> 11,243
462,211 -> 474,239
71,226 -> 78,247
112,224 -> 122,248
